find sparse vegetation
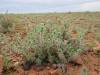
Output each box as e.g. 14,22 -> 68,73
0,12 -> 99,75
0,32 -> 12,72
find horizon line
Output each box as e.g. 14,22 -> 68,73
0,11 -> 100,14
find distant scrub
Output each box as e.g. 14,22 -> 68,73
0,14 -> 14,33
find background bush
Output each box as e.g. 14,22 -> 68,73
0,14 -> 14,33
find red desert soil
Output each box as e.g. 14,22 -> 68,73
5,40 -> 99,75
0,32 -> 100,75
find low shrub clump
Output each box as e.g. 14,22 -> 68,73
0,33 -> 13,72
0,14 -> 14,33
11,22 -> 86,66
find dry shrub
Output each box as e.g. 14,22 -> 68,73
11,22 -> 86,65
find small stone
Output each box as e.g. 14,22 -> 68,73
52,64 -> 57,69
14,62 -> 20,67
46,66 -> 50,70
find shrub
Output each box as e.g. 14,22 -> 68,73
0,33 -> 12,72
96,34 -> 100,41
81,66 -> 89,75
2,51 -> 12,73
3,56 -> 11,71
0,14 -> 14,33
0,33 -> 5,44
0,32 -> 8,41
11,22 -> 86,66
95,50 -> 100,57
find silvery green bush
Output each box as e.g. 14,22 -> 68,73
11,23 -> 86,65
